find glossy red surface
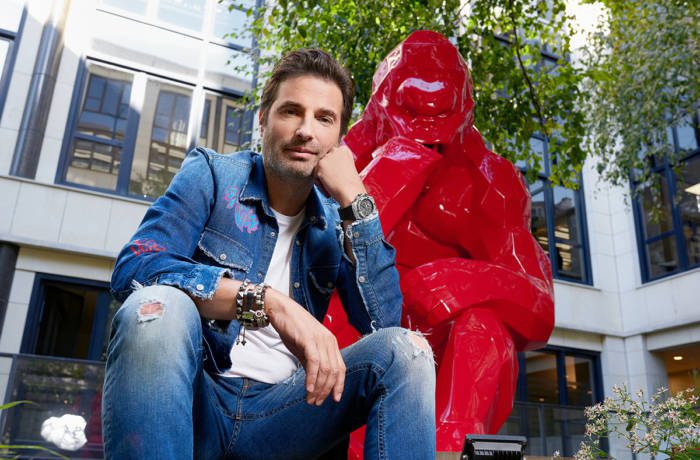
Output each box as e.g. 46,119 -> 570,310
324,30 -> 554,453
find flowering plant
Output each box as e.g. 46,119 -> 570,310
575,385 -> 700,460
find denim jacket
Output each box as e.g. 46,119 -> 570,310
110,147 -> 402,373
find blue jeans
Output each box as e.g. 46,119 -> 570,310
102,285 -> 436,459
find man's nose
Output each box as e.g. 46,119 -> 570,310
294,115 -> 313,141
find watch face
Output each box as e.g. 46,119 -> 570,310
356,196 -> 375,218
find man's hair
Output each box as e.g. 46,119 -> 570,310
259,49 -> 355,135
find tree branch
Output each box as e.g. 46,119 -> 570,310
506,1 -> 548,138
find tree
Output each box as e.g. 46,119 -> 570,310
582,0 -> 700,209
224,0 -> 587,187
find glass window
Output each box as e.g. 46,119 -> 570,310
676,115 -> 699,151
564,355 -> 595,406
102,0 -> 148,15
23,276 -> 119,362
521,136 -> 590,283
552,186 -> 583,280
634,119 -> 700,281
0,0 -> 24,32
679,155 -> 700,266
65,65 -> 133,191
62,62 -> 251,200
199,92 -> 252,153
0,38 -> 10,85
130,79 -> 193,199
158,0 -> 207,32
212,0 -> 253,47
525,351 -> 559,404
530,181 -> 549,253
504,348 -> 601,457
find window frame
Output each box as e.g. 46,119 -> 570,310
20,273 -> 113,363
514,346 -> 606,456
632,118 -> 700,283
522,134 -> 593,285
0,5 -> 27,122
56,57 -> 251,201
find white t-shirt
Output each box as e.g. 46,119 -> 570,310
224,207 -> 304,383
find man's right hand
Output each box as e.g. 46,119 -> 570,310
265,288 -> 346,406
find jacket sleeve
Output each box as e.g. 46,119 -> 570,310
335,214 -> 403,333
110,147 -> 228,302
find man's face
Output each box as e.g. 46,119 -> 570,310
261,75 -> 344,181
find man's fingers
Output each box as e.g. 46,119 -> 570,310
304,352 -> 320,404
312,350 -> 334,406
333,349 -> 346,402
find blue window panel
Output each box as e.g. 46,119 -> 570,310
679,155 -> 700,267
520,142 -> 591,284
633,116 -> 700,282
224,106 -> 243,146
677,117 -> 699,151
61,60 -> 250,200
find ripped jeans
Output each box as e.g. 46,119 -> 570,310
102,285 -> 436,459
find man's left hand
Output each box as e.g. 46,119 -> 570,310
314,144 -> 366,207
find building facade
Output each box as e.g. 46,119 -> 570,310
0,0 -> 698,457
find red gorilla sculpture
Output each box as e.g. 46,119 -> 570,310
324,30 -> 555,452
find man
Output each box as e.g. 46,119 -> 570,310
103,49 -> 436,459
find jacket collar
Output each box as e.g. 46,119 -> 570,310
239,152 -> 328,230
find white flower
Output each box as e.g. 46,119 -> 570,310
40,414 -> 87,451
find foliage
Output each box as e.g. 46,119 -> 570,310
575,385 -> 700,460
222,0 -> 588,187
582,0 -> 700,209
0,401 -> 68,459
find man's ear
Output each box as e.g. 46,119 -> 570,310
258,110 -> 265,135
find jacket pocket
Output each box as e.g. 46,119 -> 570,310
197,227 -> 253,277
307,265 -> 339,314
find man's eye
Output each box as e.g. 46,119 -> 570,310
319,116 -> 334,124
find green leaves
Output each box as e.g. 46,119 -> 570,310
583,0 -> 700,208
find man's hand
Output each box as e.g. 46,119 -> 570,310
265,287 -> 346,405
314,144 -> 366,207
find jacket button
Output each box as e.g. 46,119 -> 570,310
270,231 -> 276,237
295,240 -> 301,246
353,232 -> 360,238
310,216 -> 317,223
219,253 -> 227,260
196,284 -> 204,291
293,282 -> 300,289
327,282 -> 334,288
358,276 -> 366,283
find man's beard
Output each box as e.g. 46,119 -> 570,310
262,132 -> 318,182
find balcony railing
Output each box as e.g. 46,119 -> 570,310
498,400 -> 590,457
0,353 -> 604,459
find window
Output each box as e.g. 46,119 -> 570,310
60,61 -> 252,200
199,92 -> 254,154
100,0 -> 255,48
6,274 -> 109,456
520,136 -> 592,284
20,274 -> 119,361
633,115 -> 700,281
0,0 -> 24,117
499,347 -> 603,457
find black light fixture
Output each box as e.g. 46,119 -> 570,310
462,434 -> 527,460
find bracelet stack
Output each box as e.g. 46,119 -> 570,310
235,280 -> 270,331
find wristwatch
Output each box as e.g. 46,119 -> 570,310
338,193 -> 376,221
